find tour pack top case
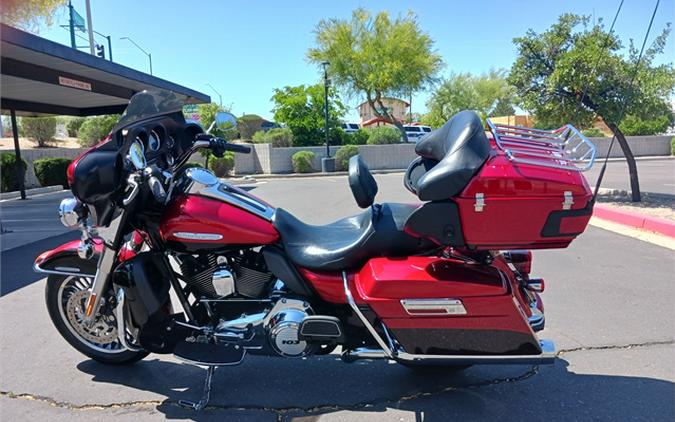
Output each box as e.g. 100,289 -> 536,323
406,112 -> 597,250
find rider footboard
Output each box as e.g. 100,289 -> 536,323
454,120 -> 596,250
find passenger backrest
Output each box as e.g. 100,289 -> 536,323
348,155 -> 378,208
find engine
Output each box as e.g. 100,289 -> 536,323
177,249 -> 276,299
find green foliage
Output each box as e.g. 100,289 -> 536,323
183,162 -> 204,169
1,0 -> 66,31
671,137 -> 675,156
581,127 -> 606,137
366,126 -> 401,145
21,116 -> 56,147
208,152 -> 235,177
425,69 -> 517,127
508,14 -> 675,131
0,153 -> 27,192
344,128 -> 370,145
77,115 -> 119,147
291,151 -> 315,173
271,84 -> 347,146
619,114 -> 672,136
33,157 -> 71,188
238,114 -> 265,139
335,145 -> 359,171
328,127 -> 348,146
251,128 -> 294,147
308,8 -> 443,140
66,117 -> 86,137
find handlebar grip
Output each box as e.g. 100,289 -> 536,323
148,175 -> 167,203
225,143 -> 251,154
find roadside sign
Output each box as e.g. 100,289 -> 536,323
183,104 -> 200,122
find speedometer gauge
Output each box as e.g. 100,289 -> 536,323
148,130 -> 161,151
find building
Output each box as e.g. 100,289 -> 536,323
490,114 -> 613,136
357,97 -> 409,126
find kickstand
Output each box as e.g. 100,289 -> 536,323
179,365 -> 217,411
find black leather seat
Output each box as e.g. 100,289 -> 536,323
414,110 -> 491,200
272,203 -> 434,271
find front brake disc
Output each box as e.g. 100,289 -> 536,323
66,290 -> 118,344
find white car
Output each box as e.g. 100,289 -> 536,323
404,125 -> 432,142
341,123 -> 360,134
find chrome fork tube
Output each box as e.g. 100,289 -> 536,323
83,245 -> 117,324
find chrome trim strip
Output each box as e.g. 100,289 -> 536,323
33,262 -> 95,278
400,298 -> 467,316
342,271 -> 555,365
173,232 -> 224,241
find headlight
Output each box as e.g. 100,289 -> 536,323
58,197 -> 83,228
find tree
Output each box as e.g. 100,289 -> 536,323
424,69 -> 517,127
308,8 -> 443,141
21,116 -> 56,147
1,0 -> 66,32
509,14 -> 675,201
271,84 -> 347,146
197,103 -> 235,167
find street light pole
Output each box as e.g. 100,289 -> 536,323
84,0 -> 95,54
322,61 -> 330,158
120,37 -> 153,75
206,83 -> 222,107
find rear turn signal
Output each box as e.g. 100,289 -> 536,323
525,278 -> 545,293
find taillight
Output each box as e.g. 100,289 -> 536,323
503,250 -> 532,274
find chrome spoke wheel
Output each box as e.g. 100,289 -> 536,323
56,276 -> 127,354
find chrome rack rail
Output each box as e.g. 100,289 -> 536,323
486,119 -> 597,171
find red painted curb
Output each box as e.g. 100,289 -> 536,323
593,204 -> 675,238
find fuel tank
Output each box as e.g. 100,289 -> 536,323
160,168 -> 278,251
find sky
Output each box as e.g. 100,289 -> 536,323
37,0 -> 675,122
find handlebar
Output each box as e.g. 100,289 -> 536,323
194,134 -> 251,156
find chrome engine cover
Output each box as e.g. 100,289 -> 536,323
264,299 -> 313,357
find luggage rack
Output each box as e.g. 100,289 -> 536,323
486,119 -> 597,171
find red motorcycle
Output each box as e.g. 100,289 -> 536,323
35,90 -> 596,409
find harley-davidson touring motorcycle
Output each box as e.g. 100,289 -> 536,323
35,90 -> 597,409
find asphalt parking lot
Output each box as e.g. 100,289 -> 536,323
0,165 -> 674,421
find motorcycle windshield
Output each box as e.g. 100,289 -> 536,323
113,90 -> 184,132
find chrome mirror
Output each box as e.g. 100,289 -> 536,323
215,111 -> 237,129
128,139 -> 146,170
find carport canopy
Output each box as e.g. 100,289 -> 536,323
0,23 -> 210,198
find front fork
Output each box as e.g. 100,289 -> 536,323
83,246 -> 117,323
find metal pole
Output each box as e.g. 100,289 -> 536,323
10,110 -> 26,200
206,84 -> 222,107
323,64 -> 330,157
148,53 -> 153,75
107,35 -> 113,61
68,1 -> 76,48
84,0 -> 95,54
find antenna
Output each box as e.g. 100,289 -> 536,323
591,0 -> 661,204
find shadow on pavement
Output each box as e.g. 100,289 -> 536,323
76,356 -> 674,421
1,231 -> 79,296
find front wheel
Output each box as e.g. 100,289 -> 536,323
45,275 -> 148,364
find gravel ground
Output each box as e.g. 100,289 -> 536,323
596,194 -> 675,221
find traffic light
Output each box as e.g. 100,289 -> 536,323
95,44 -> 105,59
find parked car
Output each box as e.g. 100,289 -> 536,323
341,123 -> 360,134
403,125 -> 431,142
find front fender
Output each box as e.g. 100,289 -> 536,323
34,240 -> 102,277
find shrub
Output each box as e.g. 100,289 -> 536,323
328,127 -> 348,145
251,128 -> 293,147
671,137 -> 675,156
183,162 -> 204,170
345,128 -> 369,145
238,114 -> 264,139
0,153 -> 27,192
208,152 -> 235,177
291,151 -> 315,173
581,127 -> 606,138
366,126 -> 401,145
66,117 -> 86,137
335,145 -> 359,171
22,116 -> 57,147
33,157 -> 71,188
619,114 -> 671,136
77,115 -> 119,147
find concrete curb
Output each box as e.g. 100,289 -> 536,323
593,204 -> 675,238
0,185 -> 64,201
593,187 -> 675,201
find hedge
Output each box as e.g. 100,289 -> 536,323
0,153 -> 27,192
291,151 -> 315,173
335,145 -> 359,171
252,128 -> 294,147
208,152 -> 235,177
66,117 -> 86,137
367,126 -> 401,145
78,115 -> 119,147
33,157 -> 71,188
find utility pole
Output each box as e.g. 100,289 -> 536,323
68,1 -> 76,48
322,61 -> 330,157
84,0 -> 95,54
206,83 -> 223,107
